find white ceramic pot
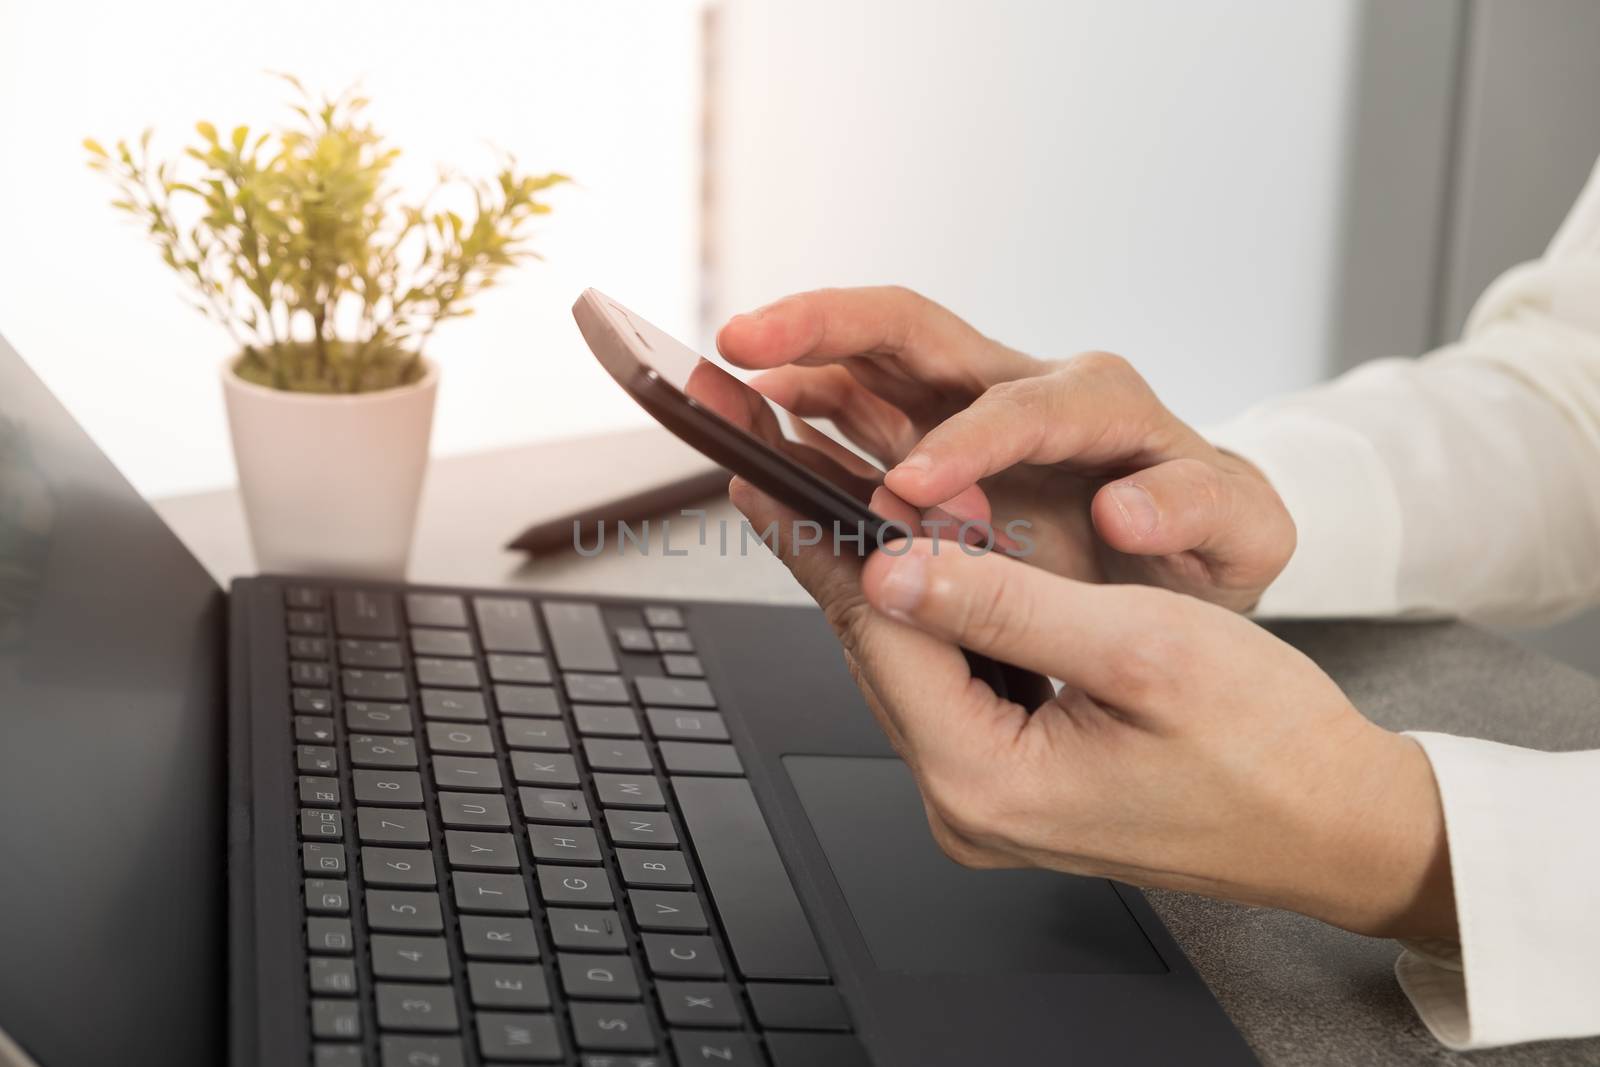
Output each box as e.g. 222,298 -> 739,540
221,358 -> 438,579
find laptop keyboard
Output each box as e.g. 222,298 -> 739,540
279,584 -> 866,1067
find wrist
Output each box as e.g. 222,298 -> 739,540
1296,726 -> 1457,938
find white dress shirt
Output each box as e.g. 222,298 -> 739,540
1208,153 -> 1600,1050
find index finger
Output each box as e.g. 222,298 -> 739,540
715,286 -> 1033,383
885,354 -> 1209,508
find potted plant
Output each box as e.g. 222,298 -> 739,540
86,77 -> 567,577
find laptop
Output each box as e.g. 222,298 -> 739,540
0,333 -> 1256,1066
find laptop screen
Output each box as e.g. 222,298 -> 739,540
0,336 -> 225,1065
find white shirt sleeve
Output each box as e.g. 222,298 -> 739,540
1206,155 -> 1600,1050
1208,154 -> 1600,626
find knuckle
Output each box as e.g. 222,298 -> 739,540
1069,349 -> 1135,381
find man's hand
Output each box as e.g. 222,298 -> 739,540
718,287 -> 1295,611
729,480 -> 1456,940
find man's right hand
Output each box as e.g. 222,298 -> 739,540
717,286 -> 1296,612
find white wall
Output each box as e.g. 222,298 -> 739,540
710,0 -> 1360,427
0,0 -> 704,497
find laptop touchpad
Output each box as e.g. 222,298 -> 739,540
784,755 -> 1165,975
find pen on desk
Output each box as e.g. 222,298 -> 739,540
506,467 -> 731,555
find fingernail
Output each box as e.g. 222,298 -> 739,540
876,552 -> 928,619
892,453 -> 932,476
1109,483 -> 1159,538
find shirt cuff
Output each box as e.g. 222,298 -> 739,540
1204,409 -> 1404,617
1398,732 -> 1600,1049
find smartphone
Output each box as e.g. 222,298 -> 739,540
572,288 -> 1052,706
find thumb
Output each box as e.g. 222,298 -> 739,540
1091,457 -> 1294,578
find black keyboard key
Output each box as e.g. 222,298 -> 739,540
308,917 -> 354,954
354,770 -> 424,806
380,1035 -> 464,1067
406,593 -> 468,629
614,626 -> 655,653
446,830 -> 520,870
511,751 -> 580,787
606,810 -> 678,848
529,825 -> 602,864
426,722 -> 494,756
362,847 -> 437,887
298,745 -> 339,773
290,636 -> 330,659
300,776 -> 341,807
309,957 -> 359,996
416,657 -> 482,689
432,756 -> 502,791
537,865 -> 615,907
292,661 -> 332,687
560,953 -> 640,999
460,915 -> 540,960
347,702 -> 413,735
358,808 -> 431,846
377,982 -> 459,1032
336,590 -> 398,638
617,849 -> 692,888
594,773 -> 665,809
343,669 -> 407,701
487,653 -> 552,684
541,602 -> 615,671
654,630 -> 694,653
469,962 -> 550,1009
570,1002 -> 656,1052
673,776 -> 828,980
411,627 -> 474,657
629,890 -> 707,932
643,607 -> 684,629
663,654 -> 704,678
475,597 -> 543,653
659,742 -> 743,777
439,792 -> 510,830
548,908 -> 627,951
646,710 -> 727,742
288,610 -> 327,634
302,808 -> 344,841
453,872 -> 531,914
671,1031 -> 761,1066
294,688 -> 335,714
565,673 -> 629,704
312,1046 -> 363,1067
475,1012 -> 563,1062
305,878 -> 351,914
286,586 -> 326,609
503,719 -> 571,751
643,934 -> 723,978
573,704 -> 640,737
636,677 -> 715,708
746,983 -> 850,1032
350,735 -> 419,768
303,842 -> 347,876
582,739 -> 653,773
520,788 -> 590,824
312,998 -> 362,1040
765,1032 -> 869,1067
495,685 -> 561,719
296,716 -> 337,745
657,981 -> 741,1028
367,890 -> 444,933
421,689 -> 487,722
371,935 -> 452,980
339,639 -> 403,669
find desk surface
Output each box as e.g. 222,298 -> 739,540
156,428 -> 1600,1067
